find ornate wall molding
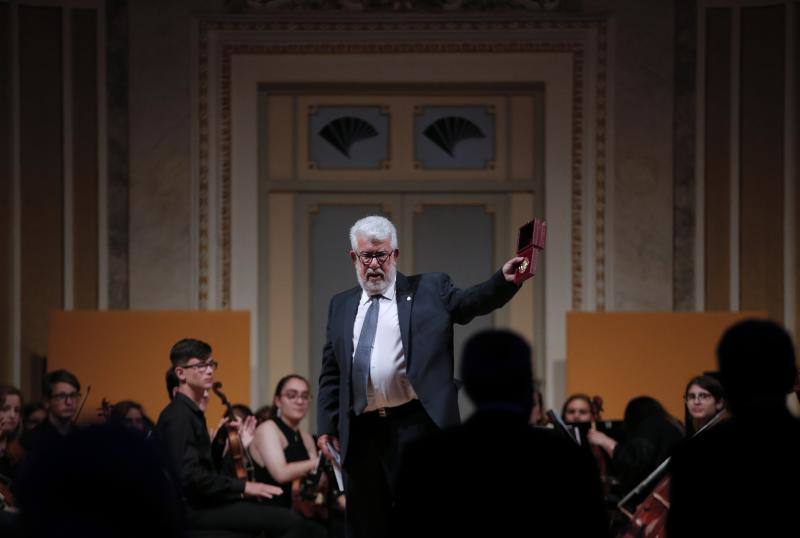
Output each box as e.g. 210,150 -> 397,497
229,0 -> 564,13
594,20 -> 608,311
196,16 -> 608,311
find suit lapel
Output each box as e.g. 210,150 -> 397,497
342,288 -> 361,379
395,272 -> 412,362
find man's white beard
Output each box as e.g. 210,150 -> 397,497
356,264 -> 396,295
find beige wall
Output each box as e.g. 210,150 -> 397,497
128,0 -> 224,309
3,1 -> 797,403
607,0 -> 676,311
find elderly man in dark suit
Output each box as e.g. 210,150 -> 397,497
316,215 -> 525,538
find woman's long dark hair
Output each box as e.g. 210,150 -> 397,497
108,400 -> 153,434
623,396 -> 682,435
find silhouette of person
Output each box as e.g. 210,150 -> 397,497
15,423 -> 183,538
395,329 -> 609,538
668,319 -> 800,536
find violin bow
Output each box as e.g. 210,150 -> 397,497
72,384 -> 92,424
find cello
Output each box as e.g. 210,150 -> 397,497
616,409 -> 728,538
589,395 -> 618,497
211,382 -> 253,481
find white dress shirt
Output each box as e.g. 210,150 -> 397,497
352,283 -> 417,411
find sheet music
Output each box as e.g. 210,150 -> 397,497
326,441 -> 344,491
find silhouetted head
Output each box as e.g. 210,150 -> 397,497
716,319 -> 797,412
17,424 -> 183,538
461,329 -> 534,416
623,396 -> 671,433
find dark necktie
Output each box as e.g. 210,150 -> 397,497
352,295 -> 380,415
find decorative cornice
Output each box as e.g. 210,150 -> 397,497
594,20 -> 607,311
200,18 -> 601,33
571,46 -> 584,311
228,0 -> 563,14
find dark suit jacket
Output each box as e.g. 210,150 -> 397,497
316,270 -> 519,462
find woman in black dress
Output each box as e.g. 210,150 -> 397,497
249,374 -> 320,508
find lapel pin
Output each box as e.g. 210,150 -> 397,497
406,296 -> 411,301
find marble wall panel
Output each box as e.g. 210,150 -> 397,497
796,4 -> 800,343
128,0 -> 224,309
739,5 -> 785,322
107,0 -> 129,309
20,6 -> 63,392
611,0 -> 675,311
0,4 -> 11,383
704,9 -> 731,311
73,8 -> 99,310
673,0 -> 697,312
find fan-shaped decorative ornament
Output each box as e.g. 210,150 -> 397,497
422,116 -> 485,157
318,116 -> 378,158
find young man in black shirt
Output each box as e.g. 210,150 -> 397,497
21,369 -> 82,452
156,338 -> 322,537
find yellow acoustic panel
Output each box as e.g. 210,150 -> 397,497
48,310 -> 250,429
566,312 -> 766,420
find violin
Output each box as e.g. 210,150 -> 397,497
0,437 -> 20,510
0,479 -> 14,511
291,456 -> 330,521
211,382 -> 253,481
98,398 -> 114,422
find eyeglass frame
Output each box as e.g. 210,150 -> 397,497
50,391 -> 82,402
181,360 -> 219,372
354,249 -> 397,267
684,392 -> 714,402
280,390 -> 313,402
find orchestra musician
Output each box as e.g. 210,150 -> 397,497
529,387 -> 548,426
682,374 -> 725,437
587,396 -> 683,497
562,393 -> 593,423
395,329 -> 609,538
21,403 -> 45,433
20,370 -> 82,452
249,374 -> 345,536
668,319 -> 800,536
155,338 -> 323,537
107,400 -> 153,435
0,386 -> 23,478
1,385 -> 23,517
249,375 -> 323,508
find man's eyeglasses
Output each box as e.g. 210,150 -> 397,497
51,392 -> 81,402
356,250 -> 394,267
183,360 -> 219,372
281,391 -> 312,402
685,392 -> 713,402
